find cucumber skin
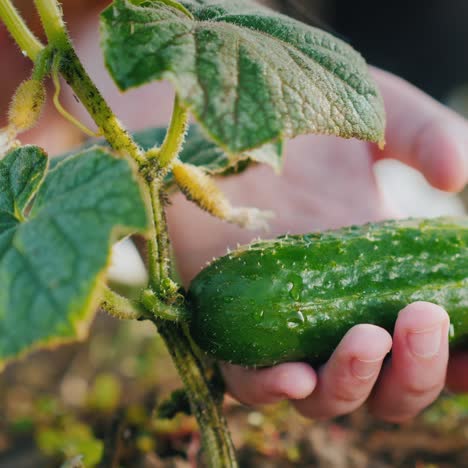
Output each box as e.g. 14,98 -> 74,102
188,218 -> 468,367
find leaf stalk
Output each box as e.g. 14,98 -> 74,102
56,47 -> 148,168
101,287 -> 145,321
0,0 -> 44,60
33,0 -> 67,47
147,95 -> 189,169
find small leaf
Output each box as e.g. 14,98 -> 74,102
53,124 -> 283,179
0,146 -> 148,367
135,124 -> 283,176
0,145 -> 47,219
101,0 -> 385,154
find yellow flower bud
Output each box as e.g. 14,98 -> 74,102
172,161 -> 274,230
8,79 -> 46,132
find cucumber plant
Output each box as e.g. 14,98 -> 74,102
1,0 -> 463,466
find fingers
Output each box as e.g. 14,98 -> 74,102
368,302 -> 450,422
292,325 -> 392,419
446,352 -> 468,393
223,302 -> 450,424
221,362 -> 317,406
371,68 -> 468,192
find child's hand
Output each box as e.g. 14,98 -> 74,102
6,15 -> 466,420
167,68 -> 468,421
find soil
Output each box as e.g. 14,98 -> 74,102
1,314 -> 467,468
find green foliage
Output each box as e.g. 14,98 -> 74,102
424,394 -> 468,430
101,0 -> 385,154
36,420 -> 103,467
138,125 -> 284,176
53,124 -> 283,178
0,145 -> 47,228
0,146 -> 148,367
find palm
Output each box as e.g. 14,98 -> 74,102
168,134 -> 392,284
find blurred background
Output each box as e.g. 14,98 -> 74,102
0,1 -> 467,467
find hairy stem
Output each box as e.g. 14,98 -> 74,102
101,287 -> 145,320
145,177 -> 238,467
148,179 -> 172,289
31,46 -> 53,80
51,53 -> 99,137
28,0 -> 147,168
141,289 -> 187,322
33,0 -> 67,47
0,0 -> 44,60
153,319 -> 237,468
57,47 -> 147,168
147,95 -> 189,168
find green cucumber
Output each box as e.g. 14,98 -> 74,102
188,217 -> 468,367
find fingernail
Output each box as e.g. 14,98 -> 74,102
351,357 -> 383,381
407,324 -> 443,359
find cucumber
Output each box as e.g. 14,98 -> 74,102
188,217 -> 468,367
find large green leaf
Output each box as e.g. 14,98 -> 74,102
101,0 -> 385,154
52,124 -> 283,178
0,146 -> 148,366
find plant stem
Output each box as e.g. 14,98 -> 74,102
31,46 -> 53,80
57,47 -> 147,168
33,0 -> 67,47
153,319 -> 237,467
147,95 -> 189,169
31,0 -> 147,168
51,53 -> 100,137
0,0 -> 44,60
147,179 -> 172,290
146,177 -> 238,466
140,288 -> 187,322
101,287 -> 145,320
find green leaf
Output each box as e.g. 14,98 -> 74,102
136,124 -> 283,176
0,146 -> 47,220
52,124 -> 283,178
37,420 -> 103,467
101,0 -> 385,154
0,146 -> 148,367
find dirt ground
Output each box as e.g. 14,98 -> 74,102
1,313 -> 467,468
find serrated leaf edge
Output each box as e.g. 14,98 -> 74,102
0,147 -> 151,371
101,0 -> 385,150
